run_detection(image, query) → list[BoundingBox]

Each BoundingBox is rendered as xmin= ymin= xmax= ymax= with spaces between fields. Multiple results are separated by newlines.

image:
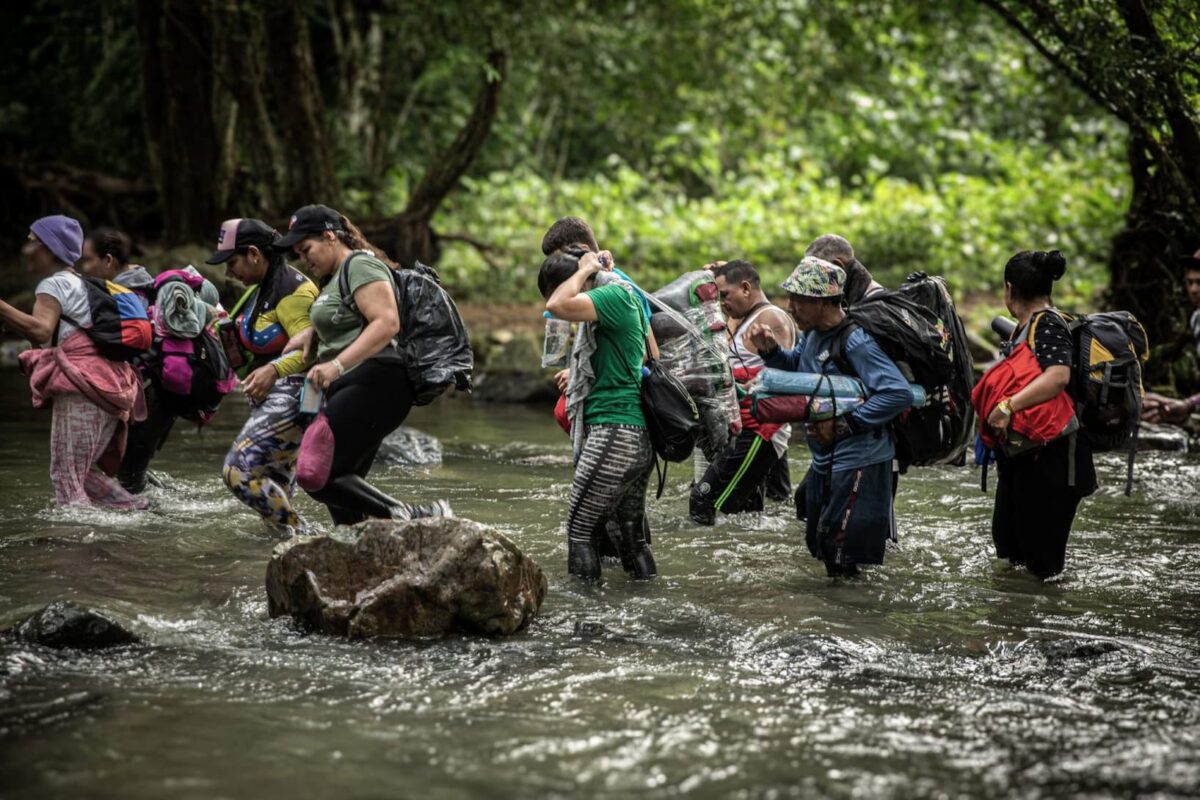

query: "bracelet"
xmin=332 ymin=358 xmax=346 ymax=377
xmin=995 ymin=397 xmax=1014 ymax=417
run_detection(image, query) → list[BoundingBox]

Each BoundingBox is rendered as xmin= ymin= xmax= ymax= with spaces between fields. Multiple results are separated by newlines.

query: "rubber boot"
xmin=567 ymin=538 xmax=601 ymax=581
xmin=618 ymin=517 xmax=657 ymax=579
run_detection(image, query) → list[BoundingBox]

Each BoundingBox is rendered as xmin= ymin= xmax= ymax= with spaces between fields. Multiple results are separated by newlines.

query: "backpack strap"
xmin=336 ymin=251 xmax=373 ymax=315
xmin=827 ymin=318 xmax=860 ymax=379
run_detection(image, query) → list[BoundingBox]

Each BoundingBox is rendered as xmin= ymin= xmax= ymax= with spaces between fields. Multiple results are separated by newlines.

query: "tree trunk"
xmin=373 ymin=50 xmax=506 ymax=266
xmin=135 ymin=0 xmax=226 ymax=244
xmin=265 ymin=5 xmax=339 ymax=212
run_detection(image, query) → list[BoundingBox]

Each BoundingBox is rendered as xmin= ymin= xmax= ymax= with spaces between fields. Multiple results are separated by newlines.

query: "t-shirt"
xmin=1024 ymin=309 xmax=1074 ymax=371
xmin=585 ymin=282 xmax=646 ymax=426
xmin=35 ymin=270 xmax=91 ymax=344
xmin=309 ymin=252 xmax=398 ymax=365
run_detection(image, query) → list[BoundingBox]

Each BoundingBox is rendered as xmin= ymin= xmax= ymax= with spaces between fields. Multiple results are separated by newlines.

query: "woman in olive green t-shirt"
xmin=278 ymin=204 xmax=451 ymax=525
xmin=540 ymin=247 xmax=656 ymax=581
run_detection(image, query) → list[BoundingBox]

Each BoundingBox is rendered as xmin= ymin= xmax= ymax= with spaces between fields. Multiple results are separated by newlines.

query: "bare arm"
xmin=0 ymin=294 xmax=61 ymax=346
xmin=546 ymin=252 xmax=604 ymax=323
xmin=307 ymin=280 xmax=399 ymax=390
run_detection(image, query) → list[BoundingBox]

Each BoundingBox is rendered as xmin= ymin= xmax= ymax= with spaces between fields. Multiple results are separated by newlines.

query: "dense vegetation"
xmin=2 ymin=1 xmax=1196 ymax=346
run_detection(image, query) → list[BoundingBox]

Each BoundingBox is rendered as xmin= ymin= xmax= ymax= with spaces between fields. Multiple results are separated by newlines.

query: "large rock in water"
xmin=5 ymin=601 xmax=139 ymax=649
xmin=265 ymin=518 xmax=547 ymax=639
xmin=376 ymin=426 xmax=443 ymax=467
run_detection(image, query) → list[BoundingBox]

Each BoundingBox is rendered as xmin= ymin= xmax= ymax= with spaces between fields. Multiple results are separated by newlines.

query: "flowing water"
xmin=0 ymin=370 xmax=1197 ymax=799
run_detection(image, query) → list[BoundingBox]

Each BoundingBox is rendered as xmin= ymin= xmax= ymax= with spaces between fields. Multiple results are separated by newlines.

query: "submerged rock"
xmin=1136 ymin=421 xmax=1190 ymax=453
xmin=265 ymin=517 xmax=547 ymax=639
xmin=4 ymin=601 xmax=139 ymax=649
xmin=376 ymin=426 xmax=443 ymax=467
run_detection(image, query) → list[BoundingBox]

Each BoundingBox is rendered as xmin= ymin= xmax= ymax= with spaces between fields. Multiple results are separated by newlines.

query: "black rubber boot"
xmin=567 ymin=539 xmax=602 ymax=581
xmin=618 ymin=517 xmax=657 ymax=579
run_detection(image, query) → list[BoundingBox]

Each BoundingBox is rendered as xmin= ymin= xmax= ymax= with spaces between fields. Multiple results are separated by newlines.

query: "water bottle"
xmin=541 ymin=311 xmax=571 ymax=368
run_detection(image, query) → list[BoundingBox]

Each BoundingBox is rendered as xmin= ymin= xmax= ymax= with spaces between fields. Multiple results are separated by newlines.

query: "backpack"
xmin=57 ymin=275 xmax=153 ymax=362
xmin=145 ymin=269 xmax=236 ymax=423
xmin=830 ymin=275 xmax=974 ymax=468
xmin=1031 ymin=309 xmax=1149 ymax=495
xmin=640 ymin=358 xmax=701 ymax=463
xmin=338 ymin=254 xmax=473 ymax=405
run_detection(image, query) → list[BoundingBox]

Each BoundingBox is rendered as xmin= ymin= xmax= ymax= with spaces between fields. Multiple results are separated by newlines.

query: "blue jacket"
xmin=763 ymin=326 xmax=911 ymax=472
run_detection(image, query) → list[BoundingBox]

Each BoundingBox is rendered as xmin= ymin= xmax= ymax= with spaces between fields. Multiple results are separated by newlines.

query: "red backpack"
xmin=972 ymin=341 xmax=1078 ymax=455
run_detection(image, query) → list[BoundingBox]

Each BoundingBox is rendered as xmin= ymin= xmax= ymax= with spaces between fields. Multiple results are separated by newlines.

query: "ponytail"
xmin=335 ymin=214 xmax=397 ymax=268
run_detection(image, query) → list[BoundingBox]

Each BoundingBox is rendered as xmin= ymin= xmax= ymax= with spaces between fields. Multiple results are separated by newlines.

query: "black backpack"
xmin=144 ymin=329 xmax=236 ymax=422
xmin=640 ymin=358 xmax=700 ymax=462
xmin=339 ymin=255 xmax=473 ymax=405
xmin=831 ymin=274 xmax=974 ymax=468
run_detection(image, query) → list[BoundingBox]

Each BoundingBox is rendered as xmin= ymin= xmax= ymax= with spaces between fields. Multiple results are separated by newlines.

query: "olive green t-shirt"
xmin=309 ymin=252 xmax=396 ymax=364
xmin=585 ymin=282 xmax=647 ymax=427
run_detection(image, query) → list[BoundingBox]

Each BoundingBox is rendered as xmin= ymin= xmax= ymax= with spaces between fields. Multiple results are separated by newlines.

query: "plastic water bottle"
xmin=541 ymin=312 xmax=571 ymax=369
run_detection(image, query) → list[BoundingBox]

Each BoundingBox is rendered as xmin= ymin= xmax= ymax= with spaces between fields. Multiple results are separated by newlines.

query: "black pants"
xmin=298 ymin=357 xmax=413 ymax=525
xmin=690 ymin=429 xmax=783 ymax=524
xmin=117 ymin=383 xmax=176 ymax=493
xmin=993 ymin=435 xmax=1096 ymax=579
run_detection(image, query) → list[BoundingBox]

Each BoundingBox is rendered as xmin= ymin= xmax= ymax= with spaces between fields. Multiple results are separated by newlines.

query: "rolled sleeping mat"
xmin=751 ymin=383 xmax=927 ymax=424
xmin=757 ymin=368 xmax=867 ymax=398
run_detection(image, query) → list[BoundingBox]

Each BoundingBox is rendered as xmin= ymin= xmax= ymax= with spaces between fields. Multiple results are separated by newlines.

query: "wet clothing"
xmin=296 ymin=357 xmax=413 ymax=525
xmin=991 ymin=309 xmax=1096 ymax=579
xmin=567 ymin=423 xmax=654 ymax=558
xmin=803 ymin=460 xmax=894 ymax=574
xmin=20 ymin=331 xmax=148 ymax=509
xmin=690 ymin=428 xmax=777 ymax=523
xmin=223 ymin=376 xmax=306 ymax=530
xmin=584 ymin=282 xmax=647 ymax=426
xmin=308 ymin=252 xmax=399 ymax=366
xmin=118 ymin=383 xmax=178 ymax=494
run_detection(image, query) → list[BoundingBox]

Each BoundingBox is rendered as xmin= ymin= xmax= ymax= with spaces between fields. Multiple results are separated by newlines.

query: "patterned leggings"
xmin=567 ymin=424 xmax=654 ymax=547
xmin=222 ymin=377 xmax=305 ymax=530
xmin=49 ymin=393 xmax=148 ymax=510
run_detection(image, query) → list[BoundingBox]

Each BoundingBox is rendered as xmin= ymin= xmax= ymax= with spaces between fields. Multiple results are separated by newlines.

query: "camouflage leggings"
xmin=222 ymin=377 xmax=305 ymax=530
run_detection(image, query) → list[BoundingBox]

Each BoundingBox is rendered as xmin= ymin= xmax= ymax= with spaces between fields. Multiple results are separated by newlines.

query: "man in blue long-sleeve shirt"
xmin=748 ymin=256 xmax=911 ymax=577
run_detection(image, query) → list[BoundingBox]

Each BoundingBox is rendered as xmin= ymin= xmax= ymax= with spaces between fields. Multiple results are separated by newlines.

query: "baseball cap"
xmin=206 ymin=218 xmax=281 ymax=264
xmin=275 ymin=204 xmax=344 ymax=249
xmin=780 ymin=256 xmax=846 ymax=298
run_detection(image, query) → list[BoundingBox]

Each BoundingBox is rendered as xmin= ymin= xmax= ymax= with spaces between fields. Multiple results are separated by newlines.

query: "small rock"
xmin=4 ymin=601 xmax=139 ymax=649
xmin=265 ymin=517 xmax=547 ymax=639
xmin=1136 ymin=421 xmax=1189 ymax=453
xmin=376 ymin=426 xmax=443 ymax=467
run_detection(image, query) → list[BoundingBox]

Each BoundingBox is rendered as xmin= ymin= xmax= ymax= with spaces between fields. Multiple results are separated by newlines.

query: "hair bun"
xmin=1034 ymin=249 xmax=1067 ymax=281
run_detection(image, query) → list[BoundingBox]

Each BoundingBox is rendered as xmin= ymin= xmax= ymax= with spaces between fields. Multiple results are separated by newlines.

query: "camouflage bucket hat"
xmin=780 ymin=256 xmax=846 ymax=298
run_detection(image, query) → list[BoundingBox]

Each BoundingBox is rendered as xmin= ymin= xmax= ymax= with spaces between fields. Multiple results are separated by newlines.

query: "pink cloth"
xmin=20 ymin=331 xmax=147 ymax=478
xmin=49 ymin=394 xmax=148 ymax=509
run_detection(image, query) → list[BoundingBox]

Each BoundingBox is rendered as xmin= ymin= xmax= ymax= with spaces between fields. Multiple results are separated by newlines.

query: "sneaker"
xmin=408 ymin=499 xmax=454 ymax=519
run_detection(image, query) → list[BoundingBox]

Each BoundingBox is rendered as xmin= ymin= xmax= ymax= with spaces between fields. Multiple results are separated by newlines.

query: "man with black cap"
xmin=748 ymin=256 xmax=911 ymax=578
xmin=206 ymin=217 xmax=319 ymax=534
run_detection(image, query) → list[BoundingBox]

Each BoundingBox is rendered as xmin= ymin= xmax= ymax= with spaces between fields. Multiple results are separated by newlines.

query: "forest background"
xmin=1 ymin=0 xmax=1197 ymax=372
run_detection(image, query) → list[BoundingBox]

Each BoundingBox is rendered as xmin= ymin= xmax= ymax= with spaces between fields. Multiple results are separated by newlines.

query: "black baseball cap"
xmin=276 ymin=204 xmax=344 ymax=249
xmin=206 ymin=218 xmax=281 ymax=264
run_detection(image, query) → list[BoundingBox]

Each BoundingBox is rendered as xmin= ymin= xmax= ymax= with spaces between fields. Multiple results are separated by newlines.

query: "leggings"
xmin=567 ymin=424 xmax=654 ymax=547
xmin=222 ymin=376 xmax=305 ymax=530
xmin=296 ymin=357 xmax=413 ymax=525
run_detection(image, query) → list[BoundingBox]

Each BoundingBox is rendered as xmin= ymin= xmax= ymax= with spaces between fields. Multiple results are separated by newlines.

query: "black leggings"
xmin=296 ymin=357 xmax=413 ymax=524
xmin=118 ymin=383 xmax=177 ymax=493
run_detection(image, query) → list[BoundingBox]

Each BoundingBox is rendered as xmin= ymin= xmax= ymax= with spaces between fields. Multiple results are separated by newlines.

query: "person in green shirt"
xmin=279 ymin=204 xmax=451 ymax=525
xmin=541 ymin=246 xmax=656 ymax=581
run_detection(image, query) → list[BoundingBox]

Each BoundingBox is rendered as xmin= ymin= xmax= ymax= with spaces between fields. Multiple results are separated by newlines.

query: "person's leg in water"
xmin=565 ymin=424 xmax=653 ymax=580
xmin=764 ymin=449 xmax=791 ymax=502
xmin=118 ymin=383 xmax=177 ymax=494
xmin=296 ymin=359 xmax=450 ymax=524
xmin=613 ymin=428 xmax=656 ymax=578
xmin=50 ymin=393 xmax=149 ymax=510
xmin=690 ymin=429 xmax=776 ymax=525
xmin=222 ymin=377 xmax=306 ymax=533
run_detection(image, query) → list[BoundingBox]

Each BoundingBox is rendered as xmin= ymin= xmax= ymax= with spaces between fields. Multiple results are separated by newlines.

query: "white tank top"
xmin=730 ymin=303 xmax=797 ymax=454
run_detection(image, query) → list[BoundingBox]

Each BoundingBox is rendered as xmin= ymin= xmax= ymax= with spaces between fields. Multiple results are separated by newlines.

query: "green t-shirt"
xmin=585 ymin=282 xmax=647 ymax=426
xmin=309 ymin=252 xmax=395 ymax=364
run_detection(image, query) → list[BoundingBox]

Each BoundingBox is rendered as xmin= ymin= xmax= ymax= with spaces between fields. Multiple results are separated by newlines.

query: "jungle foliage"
xmin=2 ymin=1 xmax=1197 ymax=349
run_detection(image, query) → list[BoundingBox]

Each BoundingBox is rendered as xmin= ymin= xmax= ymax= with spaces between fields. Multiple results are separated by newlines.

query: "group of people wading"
xmin=3 ymin=210 xmax=1144 ymax=584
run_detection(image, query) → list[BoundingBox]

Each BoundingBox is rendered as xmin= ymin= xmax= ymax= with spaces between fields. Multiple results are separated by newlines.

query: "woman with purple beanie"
xmin=0 ymin=215 xmax=148 ymax=509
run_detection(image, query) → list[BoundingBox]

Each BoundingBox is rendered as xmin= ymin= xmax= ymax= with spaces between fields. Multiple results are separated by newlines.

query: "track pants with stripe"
xmin=803 ymin=459 xmax=894 ymax=575
xmin=567 ymin=424 xmax=654 ymax=549
xmin=689 ymin=429 xmax=782 ymax=523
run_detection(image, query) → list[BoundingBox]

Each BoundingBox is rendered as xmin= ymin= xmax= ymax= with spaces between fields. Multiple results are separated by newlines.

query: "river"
xmin=0 ymin=371 xmax=1197 ymax=798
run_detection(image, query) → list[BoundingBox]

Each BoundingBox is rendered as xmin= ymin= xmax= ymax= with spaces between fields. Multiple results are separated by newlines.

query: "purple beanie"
xmin=30 ymin=215 xmax=84 ymax=267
